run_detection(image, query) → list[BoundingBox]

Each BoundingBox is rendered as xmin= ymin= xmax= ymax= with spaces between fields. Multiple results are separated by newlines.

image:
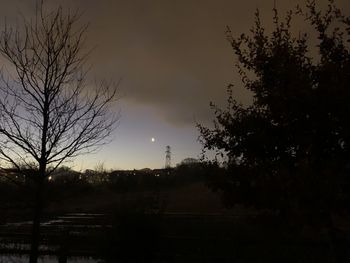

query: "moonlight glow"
xmin=151 ymin=137 xmax=155 ymax=142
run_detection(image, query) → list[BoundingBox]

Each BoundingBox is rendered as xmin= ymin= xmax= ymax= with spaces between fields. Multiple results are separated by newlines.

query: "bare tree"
xmin=0 ymin=2 xmax=118 ymax=262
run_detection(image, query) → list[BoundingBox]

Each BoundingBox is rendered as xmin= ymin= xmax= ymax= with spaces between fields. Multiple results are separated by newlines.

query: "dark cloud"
xmin=1 ymin=0 xmax=350 ymax=127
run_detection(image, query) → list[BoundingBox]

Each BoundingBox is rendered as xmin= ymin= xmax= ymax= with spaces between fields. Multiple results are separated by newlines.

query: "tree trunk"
xmin=325 ymin=212 xmax=343 ymax=263
xmin=29 ymin=176 xmax=44 ymax=263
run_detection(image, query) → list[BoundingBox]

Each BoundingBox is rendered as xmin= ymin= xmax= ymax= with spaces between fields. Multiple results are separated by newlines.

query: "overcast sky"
xmin=1 ymin=0 xmax=349 ymax=170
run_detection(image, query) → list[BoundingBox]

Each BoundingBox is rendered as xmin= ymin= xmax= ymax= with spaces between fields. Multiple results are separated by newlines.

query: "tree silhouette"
xmin=0 ymin=3 xmax=118 ymax=262
xmin=198 ymin=0 xmax=350 ymax=226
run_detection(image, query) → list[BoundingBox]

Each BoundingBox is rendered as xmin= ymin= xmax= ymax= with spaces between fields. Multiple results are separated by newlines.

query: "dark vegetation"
xmin=0 ymin=164 xmax=206 ymax=212
xmin=1 ymin=163 xmax=349 ymax=262
xmin=197 ymin=0 xmax=350 ymax=262
xmin=199 ymin=0 xmax=350 ymax=221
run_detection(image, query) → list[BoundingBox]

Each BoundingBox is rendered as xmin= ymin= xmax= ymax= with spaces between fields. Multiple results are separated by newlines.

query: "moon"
xmin=151 ymin=137 xmax=155 ymax=142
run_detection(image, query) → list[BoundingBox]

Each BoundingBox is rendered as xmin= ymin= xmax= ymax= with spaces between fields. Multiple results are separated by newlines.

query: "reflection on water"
xmin=0 ymin=243 xmax=55 ymax=251
xmin=5 ymin=221 xmax=32 ymax=227
xmin=4 ymin=213 xmax=107 ymax=227
xmin=1 ymin=213 xmax=106 ymax=262
xmin=0 ymin=255 xmax=98 ymax=263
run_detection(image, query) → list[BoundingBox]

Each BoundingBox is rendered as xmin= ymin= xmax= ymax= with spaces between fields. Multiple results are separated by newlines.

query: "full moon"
xmin=151 ymin=137 xmax=155 ymax=142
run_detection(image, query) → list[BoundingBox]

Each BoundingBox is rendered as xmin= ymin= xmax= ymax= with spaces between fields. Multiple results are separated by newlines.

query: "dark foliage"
xmin=198 ymin=0 xmax=350 ymax=223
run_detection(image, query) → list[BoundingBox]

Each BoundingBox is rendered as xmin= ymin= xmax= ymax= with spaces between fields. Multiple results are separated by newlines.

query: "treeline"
xmin=50 ymin=161 xmax=206 ymax=188
xmin=0 ymin=161 xmax=211 ymax=218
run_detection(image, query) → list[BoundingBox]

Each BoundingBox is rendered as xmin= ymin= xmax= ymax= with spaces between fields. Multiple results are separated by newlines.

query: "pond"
xmin=0 ymin=213 xmax=108 ymax=262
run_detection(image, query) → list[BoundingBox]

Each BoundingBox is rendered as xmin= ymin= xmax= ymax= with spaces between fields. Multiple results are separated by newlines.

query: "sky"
xmin=0 ymin=0 xmax=349 ymax=170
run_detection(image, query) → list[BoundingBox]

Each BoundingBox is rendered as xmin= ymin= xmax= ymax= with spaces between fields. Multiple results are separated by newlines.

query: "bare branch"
xmin=0 ymin=2 xmax=119 ymax=179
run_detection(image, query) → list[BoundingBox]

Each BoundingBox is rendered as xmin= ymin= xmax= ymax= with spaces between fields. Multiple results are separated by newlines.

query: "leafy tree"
xmin=198 ymin=0 xmax=350 ymax=226
xmin=0 ymin=3 xmax=118 ymax=262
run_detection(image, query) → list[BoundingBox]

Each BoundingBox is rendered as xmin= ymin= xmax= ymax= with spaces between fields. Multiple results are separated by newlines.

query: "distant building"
xmin=177 ymin=157 xmax=199 ymax=167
